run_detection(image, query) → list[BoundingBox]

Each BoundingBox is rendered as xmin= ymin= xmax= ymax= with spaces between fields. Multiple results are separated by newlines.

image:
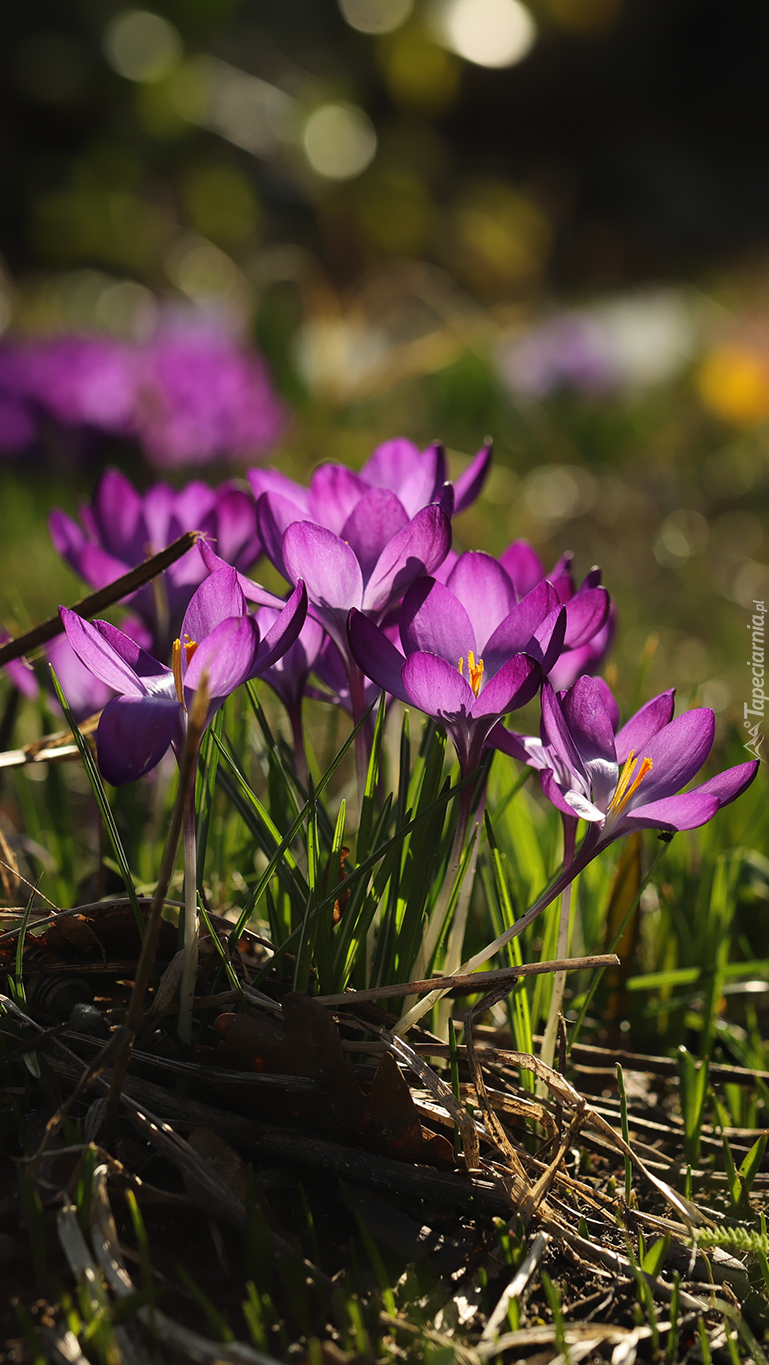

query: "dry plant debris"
xmin=2 ymin=897 xmax=769 ymax=1364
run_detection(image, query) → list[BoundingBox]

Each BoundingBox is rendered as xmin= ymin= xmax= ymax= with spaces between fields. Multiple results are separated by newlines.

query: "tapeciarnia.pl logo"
xmin=744 ymin=598 xmax=766 ymax=762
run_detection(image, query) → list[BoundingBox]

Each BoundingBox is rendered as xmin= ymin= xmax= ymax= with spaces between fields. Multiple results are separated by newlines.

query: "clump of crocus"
xmin=50 ymin=468 xmax=261 ymax=658
xmin=61 ymin=567 xmax=307 ymax=1043
xmin=205 ymin=438 xmax=488 ymax=795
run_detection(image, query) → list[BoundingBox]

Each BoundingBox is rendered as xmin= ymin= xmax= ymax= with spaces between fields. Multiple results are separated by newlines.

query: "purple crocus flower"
xmin=60 ymin=567 xmax=307 ymax=785
xmin=50 ymin=468 xmax=262 ymax=656
xmin=248 ymin=437 xmax=491 ymax=546
xmin=503 ymin=675 xmax=758 ymax=853
xmin=500 ymin=539 xmax=613 ymax=689
xmin=348 ymin=551 xmax=556 ymax=778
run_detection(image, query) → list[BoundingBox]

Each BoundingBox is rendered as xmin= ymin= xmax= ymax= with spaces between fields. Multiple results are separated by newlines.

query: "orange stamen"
xmin=457 ymin=652 xmax=484 ymax=697
xmin=468 ymin=650 xmax=484 ymax=698
xmin=607 ymin=749 xmax=653 ymax=818
xmin=172 ymin=635 xmax=198 ymax=708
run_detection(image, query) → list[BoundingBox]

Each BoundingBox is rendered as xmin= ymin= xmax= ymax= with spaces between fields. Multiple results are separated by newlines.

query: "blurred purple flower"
xmin=60 ymin=567 xmax=306 ymax=785
xmin=136 ymin=336 xmax=286 ymax=469
xmin=50 ymin=468 xmax=261 ymax=656
xmin=499 ymin=314 xmax=614 ymax=400
xmin=0 ymin=331 xmax=285 ymax=468
xmin=0 ymin=630 xmax=40 ymax=701
xmin=348 ymin=551 xmax=553 ymax=776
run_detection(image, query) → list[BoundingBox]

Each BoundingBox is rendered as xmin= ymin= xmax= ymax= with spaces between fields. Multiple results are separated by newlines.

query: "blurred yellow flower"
xmin=697 ymin=343 xmax=769 ymax=426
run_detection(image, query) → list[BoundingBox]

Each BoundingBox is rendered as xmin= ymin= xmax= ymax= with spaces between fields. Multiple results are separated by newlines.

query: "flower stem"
xmin=347 ymin=659 xmax=369 ymax=812
xmin=404 ymin=777 xmax=475 ymax=1010
xmin=289 ymin=701 xmax=308 ymax=792
xmin=177 ymin=793 xmax=198 ymax=1045
xmin=539 ymin=815 xmax=577 ymax=1071
xmin=394 ymin=840 xmax=588 ymax=1036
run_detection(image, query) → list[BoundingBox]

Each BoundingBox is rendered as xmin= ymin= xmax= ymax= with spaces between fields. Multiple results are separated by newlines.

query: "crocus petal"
xmin=499 ymin=539 xmax=546 ymax=598
xmin=256 ymin=492 xmax=306 ymax=581
xmin=402 ymin=651 xmax=475 ymax=721
xmin=483 ymin=581 xmax=560 ymax=676
xmin=97 ymin=694 xmax=180 ymax=785
xmin=628 ymin=708 xmax=716 ymax=806
xmin=199 ymin=541 xmax=287 ymax=609
xmin=248 ymin=467 xmax=310 ymax=513
xmin=549 ymin=609 xmax=616 ymax=691
xmin=562 ymin=787 xmax=606 ymax=822
xmin=184 ymin=615 xmax=259 ymax=704
xmin=453 ymin=439 xmax=492 ymax=514
xmin=181 ymin=566 xmax=247 ymax=645
xmin=49 ymin=509 xmax=88 ymax=571
xmin=693 ymin=760 xmax=760 ymax=808
xmin=548 ymin=553 xmax=575 ymax=603
xmin=486 ymin=721 xmax=548 ymax=766
xmin=86 ymin=619 xmax=173 ymax=693
xmin=407 ymin=441 xmax=448 ymax=514
xmin=142 ymin=483 xmax=178 ymax=556
xmin=435 ymin=482 xmax=454 ymax=518
xmin=340 ymin=488 xmax=409 ymax=582
xmin=470 ymin=653 xmax=540 ymax=718
xmin=61 ymin=608 xmax=148 ymax=697
xmin=1 ymin=629 xmax=39 ymax=700
xmin=433 ymin=548 xmax=459 ymax=585
xmin=541 ymin=682 xmax=591 ymax=791
xmin=560 ymin=675 xmax=617 ymax=810
xmin=541 ymin=768 xmax=588 ymax=819
xmin=308 ymin=464 xmax=368 ymax=535
xmin=594 ymin=676 xmax=621 ymax=732
xmin=348 ymin=609 xmax=409 ymax=704
xmin=283 ymin=522 xmax=364 ymax=633
xmin=562 ymin=587 xmax=610 ymax=650
xmin=362 ymin=504 xmax=452 ymax=617
xmin=90 ymin=467 xmax=145 ymax=563
xmin=213 ymin=486 xmax=261 ymax=568
xmin=615 ymin=690 xmax=675 ymax=763
xmin=399 ymin=577 xmax=476 ymax=665
xmin=446 ymin=552 xmax=517 ymax=653
xmin=250 ymin=581 xmax=308 ymax=674
xmin=534 ymin=605 xmax=567 ymax=675
xmin=47 ymin=635 xmax=112 ymax=720
xmin=50 ymin=509 xmax=129 ymax=591
xmin=581 ymin=566 xmax=603 ymax=590
xmin=362 ymin=438 xmax=446 ymax=516
xmin=622 ymin=790 xmax=721 ymax=834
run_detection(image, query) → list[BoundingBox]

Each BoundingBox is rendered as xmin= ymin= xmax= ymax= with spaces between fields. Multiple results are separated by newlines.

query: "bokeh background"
xmin=2 ymin=0 xmax=769 ymax=737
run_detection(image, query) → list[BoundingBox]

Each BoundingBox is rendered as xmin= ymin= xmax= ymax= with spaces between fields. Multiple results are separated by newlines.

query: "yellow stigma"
xmin=172 ymin=635 xmax=198 ymax=707
xmin=458 ymin=650 xmax=484 ymax=698
xmin=606 ymin=749 xmax=653 ymax=818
